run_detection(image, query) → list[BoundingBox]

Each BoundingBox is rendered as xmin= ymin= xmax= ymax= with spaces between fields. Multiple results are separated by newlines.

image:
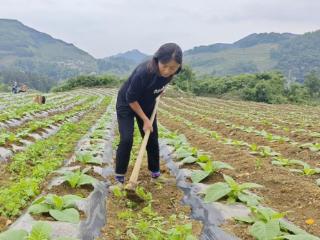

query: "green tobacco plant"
xmin=174 ymin=146 xmax=197 ymax=160
xmin=290 ymin=162 xmax=320 ymax=176
xmin=235 ymin=206 xmax=319 ymax=240
xmin=300 ymin=143 xmax=320 ymax=152
xmin=28 ymin=194 xmax=83 ymax=223
xmin=199 ymin=174 xmax=263 ymax=206
xmin=91 ymin=130 xmax=105 ymax=139
xmin=176 ymin=149 xmax=211 ymax=167
xmin=165 ymin=133 xmax=188 ymax=148
xmin=224 ymin=138 xmax=248 ymax=147
xmin=0 ymin=221 xmax=78 ymax=240
xmin=271 ymin=157 xmax=305 ymax=167
xmin=249 ymin=144 xmax=279 ymax=157
xmin=135 ymin=186 xmax=152 ymax=203
xmin=210 ymin=131 xmax=222 ymax=140
xmin=191 ymin=161 xmax=234 ymax=183
xmin=310 ymin=132 xmax=320 ymax=138
xmin=0 ymin=132 xmax=17 ymax=146
xmin=76 ymin=152 xmax=102 ymax=165
xmin=249 ymin=143 xmax=259 ymax=154
xmin=112 ymin=186 xmax=127 ymax=198
xmin=258 ymin=146 xmax=279 ymax=157
xmin=236 ymin=206 xmax=285 ymax=240
xmin=59 ymin=167 xmax=98 ymax=188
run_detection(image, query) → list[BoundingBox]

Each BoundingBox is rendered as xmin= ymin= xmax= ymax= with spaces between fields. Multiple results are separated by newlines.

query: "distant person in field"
xmin=114 ymin=43 xmax=182 ymax=186
xmin=12 ymin=81 xmax=18 ymax=94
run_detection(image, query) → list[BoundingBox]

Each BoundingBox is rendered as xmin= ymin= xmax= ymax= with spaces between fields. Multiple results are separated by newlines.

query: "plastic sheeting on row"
xmin=7 ymin=100 xmax=117 ymax=240
xmin=159 ymin=139 xmax=240 ymax=240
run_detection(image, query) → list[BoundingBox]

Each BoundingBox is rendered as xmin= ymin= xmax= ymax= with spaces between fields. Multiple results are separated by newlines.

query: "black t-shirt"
xmin=116 ymin=61 xmax=171 ymax=114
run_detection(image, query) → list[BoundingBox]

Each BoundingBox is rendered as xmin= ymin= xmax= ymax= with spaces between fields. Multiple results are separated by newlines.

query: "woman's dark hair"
xmin=147 ymin=43 xmax=183 ymax=77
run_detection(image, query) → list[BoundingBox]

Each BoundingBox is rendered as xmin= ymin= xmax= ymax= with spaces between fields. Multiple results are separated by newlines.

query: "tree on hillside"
xmin=172 ymin=65 xmax=195 ymax=92
xmin=304 ymin=71 xmax=320 ymax=98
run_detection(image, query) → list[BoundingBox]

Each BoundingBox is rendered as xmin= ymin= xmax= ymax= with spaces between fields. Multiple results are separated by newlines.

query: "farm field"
xmin=0 ymin=90 xmax=319 ymax=240
xmin=158 ymin=96 xmax=320 ymax=239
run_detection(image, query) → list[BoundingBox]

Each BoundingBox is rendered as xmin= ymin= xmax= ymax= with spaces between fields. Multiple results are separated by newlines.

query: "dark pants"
xmin=115 ymin=107 xmax=160 ymax=175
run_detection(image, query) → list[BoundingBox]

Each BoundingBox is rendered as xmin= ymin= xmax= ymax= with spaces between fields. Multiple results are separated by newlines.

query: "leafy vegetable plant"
xmin=28 ymin=194 xmax=83 ymax=223
xmin=199 ymin=174 xmax=263 ymax=206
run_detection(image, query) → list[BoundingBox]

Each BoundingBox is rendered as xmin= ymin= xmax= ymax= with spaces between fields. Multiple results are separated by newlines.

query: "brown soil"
xmin=158 ymin=111 xmax=320 ymax=237
xmin=161 ymin=103 xmax=320 ymax=170
xmin=173 ymin=97 xmax=320 ymax=133
xmin=47 ymin=182 xmax=94 ymax=199
xmin=164 ymin=98 xmax=320 ymax=144
xmin=221 ymin=219 xmax=254 ymax=240
xmin=0 ymin=216 xmax=12 ymax=232
xmin=99 ymin=161 xmax=203 ymax=240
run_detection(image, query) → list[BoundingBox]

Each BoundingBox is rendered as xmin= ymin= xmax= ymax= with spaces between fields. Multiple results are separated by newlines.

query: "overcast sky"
xmin=1 ymin=0 xmax=319 ymax=58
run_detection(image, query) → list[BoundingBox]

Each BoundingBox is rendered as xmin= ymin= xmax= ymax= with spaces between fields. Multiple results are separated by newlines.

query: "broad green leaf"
xmin=31 ymin=196 xmax=46 ymax=205
xmin=310 ymin=132 xmax=320 ymax=138
xmin=49 ymin=208 xmax=80 ymax=223
xmin=77 ymin=174 xmax=97 ymax=187
xmin=250 ymin=220 xmax=281 ymax=240
xmin=197 ymin=161 xmax=213 ymax=173
xmin=226 ymin=195 xmax=237 ymax=204
xmin=62 ymin=195 xmax=83 ymax=208
xmin=271 ymin=211 xmax=287 ymax=220
xmin=29 ymin=203 xmax=51 ymax=214
xmin=223 ymin=175 xmax=239 ymax=190
xmin=240 ymin=182 xmax=263 ymax=190
xmin=197 ymin=155 xmax=210 ymax=163
xmin=65 ymin=172 xmax=81 ymax=188
xmin=283 ymin=235 xmax=320 ymax=240
xmin=28 ymin=222 xmax=52 ymax=240
xmin=310 ymin=146 xmax=320 ymax=152
xmin=203 ymin=182 xmax=231 ymax=203
xmin=212 ymin=161 xmax=234 ymax=171
xmin=45 ymin=194 xmax=57 ymax=205
xmin=253 ymin=206 xmax=276 ymax=222
xmin=76 ymin=153 xmax=102 ymax=165
xmin=279 ymin=220 xmax=308 ymax=235
xmin=238 ymin=193 xmax=261 ymax=206
xmin=175 ymin=148 xmax=192 ymax=159
xmin=290 ymin=160 xmax=306 ymax=166
xmin=191 ymin=170 xmax=210 ymax=183
xmin=300 ymin=143 xmax=313 ymax=149
xmin=52 ymin=195 xmax=64 ymax=210
xmin=181 ymin=156 xmax=197 ymax=164
xmin=0 ymin=230 xmax=28 ymax=240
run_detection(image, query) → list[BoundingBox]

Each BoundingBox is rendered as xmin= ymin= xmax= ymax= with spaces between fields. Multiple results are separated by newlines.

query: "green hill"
xmin=1 ymin=18 xmax=319 ymax=91
xmin=272 ymin=30 xmax=320 ymax=82
xmin=184 ymin=32 xmax=297 ymax=76
xmin=97 ymin=49 xmax=149 ymax=76
xmin=0 ymin=19 xmax=98 ymax=90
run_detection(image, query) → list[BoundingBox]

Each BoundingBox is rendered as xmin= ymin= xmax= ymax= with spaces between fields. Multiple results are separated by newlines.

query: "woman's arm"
xmin=129 ymin=101 xmax=153 ymax=132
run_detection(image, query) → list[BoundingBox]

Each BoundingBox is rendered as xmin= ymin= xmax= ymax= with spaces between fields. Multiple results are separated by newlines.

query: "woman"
xmin=114 ymin=42 xmax=182 ymax=185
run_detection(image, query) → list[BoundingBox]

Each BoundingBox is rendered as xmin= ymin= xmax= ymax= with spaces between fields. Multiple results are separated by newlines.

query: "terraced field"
xmin=158 ymin=96 xmax=320 ymax=240
xmin=0 ymin=90 xmax=319 ymax=240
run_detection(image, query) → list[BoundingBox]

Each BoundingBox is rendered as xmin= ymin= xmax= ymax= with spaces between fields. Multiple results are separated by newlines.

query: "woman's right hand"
xmin=143 ymin=118 xmax=153 ymax=133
